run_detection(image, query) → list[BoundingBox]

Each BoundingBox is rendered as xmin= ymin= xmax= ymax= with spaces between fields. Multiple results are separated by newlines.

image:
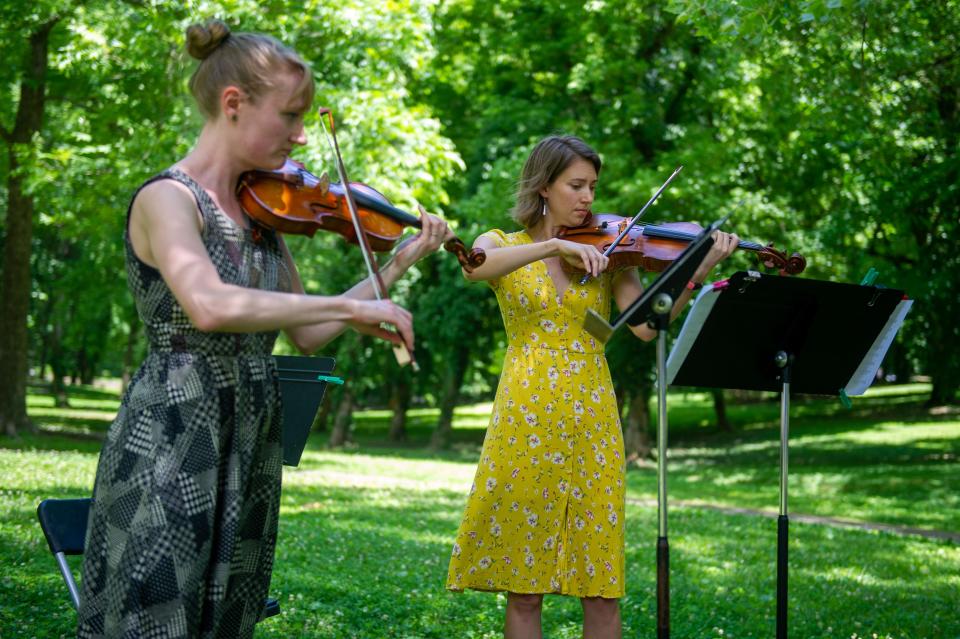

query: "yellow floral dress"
xmin=446 ymin=229 xmax=626 ymax=598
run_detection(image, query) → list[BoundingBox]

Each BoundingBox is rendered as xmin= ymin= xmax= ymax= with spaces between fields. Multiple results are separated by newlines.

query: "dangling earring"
xmin=542 ymin=199 xmax=548 ymax=217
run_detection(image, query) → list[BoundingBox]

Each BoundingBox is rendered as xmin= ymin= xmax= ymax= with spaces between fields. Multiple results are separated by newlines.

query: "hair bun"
xmin=186 ymin=19 xmax=231 ymax=60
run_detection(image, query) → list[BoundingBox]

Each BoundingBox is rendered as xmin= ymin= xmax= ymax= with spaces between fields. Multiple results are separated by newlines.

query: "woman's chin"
xmin=254 ymin=156 xmax=288 ymax=171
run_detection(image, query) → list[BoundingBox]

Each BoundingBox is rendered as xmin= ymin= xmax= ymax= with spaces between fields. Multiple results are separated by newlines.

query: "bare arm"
xmin=612 ymin=230 xmax=740 ymax=341
xmin=279 ymin=206 xmax=451 ymax=354
xmin=280 ymin=237 xmax=422 ymax=353
xmin=129 ymin=180 xmax=414 ymax=347
xmin=612 ymin=269 xmax=697 ymax=341
xmin=462 ymin=234 xmax=609 ymax=282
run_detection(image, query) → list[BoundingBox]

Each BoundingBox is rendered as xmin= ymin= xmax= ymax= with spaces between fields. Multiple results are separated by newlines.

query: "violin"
xmin=558 ymin=213 xmax=807 ymax=275
xmin=237 ymin=159 xmax=486 ymax=272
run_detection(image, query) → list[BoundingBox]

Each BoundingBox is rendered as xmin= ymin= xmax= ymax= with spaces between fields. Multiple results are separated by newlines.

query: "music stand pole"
xmin=581 ymin=219 xmax=724 ymax=639
xmin=653 ymin=302 xmax=672 ymax=639
xmin=775 ymin=351 xmax=792 ymax=639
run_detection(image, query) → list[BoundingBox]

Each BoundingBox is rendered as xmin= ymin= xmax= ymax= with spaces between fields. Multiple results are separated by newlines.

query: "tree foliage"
xmin=0 ymin=0 xmax=955 ymax=438
xmin=668 ymin=0 xmax=960 ymax=403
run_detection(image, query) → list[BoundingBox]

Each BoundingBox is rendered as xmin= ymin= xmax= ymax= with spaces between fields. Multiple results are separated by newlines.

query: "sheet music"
xmin=666 ymin=285 xmax=722 ymax=384
xmin=844 ymin=299 xmax=913 ymax=395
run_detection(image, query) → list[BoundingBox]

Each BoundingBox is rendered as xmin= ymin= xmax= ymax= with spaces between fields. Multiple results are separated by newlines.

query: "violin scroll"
xmin=755 ymin=244 xmax=807 ymax=275
xmin=443 ymin=238 xmax=486 ymax=271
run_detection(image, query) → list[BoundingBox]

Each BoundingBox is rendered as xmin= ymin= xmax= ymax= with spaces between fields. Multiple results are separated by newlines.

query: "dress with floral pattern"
xmin=446 ymin=228 xmax=626 ymax=598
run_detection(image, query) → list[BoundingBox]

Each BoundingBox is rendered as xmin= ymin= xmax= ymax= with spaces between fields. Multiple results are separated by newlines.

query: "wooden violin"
xmin=558 ymin=213 xmax=807 ymax=275
xmin=237 ymin=159 xmax=486 ymax=272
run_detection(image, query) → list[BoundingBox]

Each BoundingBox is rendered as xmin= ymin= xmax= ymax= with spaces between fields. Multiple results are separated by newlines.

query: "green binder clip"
xmin=317 ymin=374 xmax=345 ymax=385
xmin=838 ymin=388 xmax=853 ymax=409
xmin=860 ymin=267 xmax=878 ymax=287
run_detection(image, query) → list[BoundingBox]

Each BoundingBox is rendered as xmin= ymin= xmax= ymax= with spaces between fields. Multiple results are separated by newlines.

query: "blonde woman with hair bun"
xmin=446 ymin=135 xmax=738 ymax=639
xmin=77 ymin=19 xmax=450 ymax=638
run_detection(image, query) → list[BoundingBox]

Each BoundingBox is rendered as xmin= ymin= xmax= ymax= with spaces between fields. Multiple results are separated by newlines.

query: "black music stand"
xmin=666 ymin=271 xmax=912 ymax=639
xmin=275 ymin=355 xmax=338 ymax=466
xmin=584 ymin=217 xmax=723 ymax=639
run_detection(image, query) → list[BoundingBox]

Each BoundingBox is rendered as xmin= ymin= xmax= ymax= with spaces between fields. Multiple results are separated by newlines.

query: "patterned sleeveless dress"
xmin=77 ymin=169 xmax=292 ymax=638
xmin=446 ymin=229 xmax=626 ymax=598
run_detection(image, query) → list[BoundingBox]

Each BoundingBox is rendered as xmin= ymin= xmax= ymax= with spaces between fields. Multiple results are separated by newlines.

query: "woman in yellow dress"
xmin=446 ymin=135 xmax=737 ymax=639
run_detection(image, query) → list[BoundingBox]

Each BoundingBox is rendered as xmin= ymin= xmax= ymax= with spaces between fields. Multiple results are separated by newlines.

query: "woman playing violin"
xmin=78 ymin=19 xmax=448 ymax=638
xmin=446 ymin=135 xmax=737 ymax=639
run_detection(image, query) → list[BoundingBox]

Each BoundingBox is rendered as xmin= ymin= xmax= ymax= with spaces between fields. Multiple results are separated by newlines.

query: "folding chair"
xmin=36 ymin=497 xmax=281 ymax=621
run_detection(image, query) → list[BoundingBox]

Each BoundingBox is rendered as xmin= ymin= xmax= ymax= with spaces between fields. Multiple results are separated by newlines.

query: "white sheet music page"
xmin=666 ymin=285 xmax=722 ymax=384
xmin=844 ymin=299 xmax=913 ymax=395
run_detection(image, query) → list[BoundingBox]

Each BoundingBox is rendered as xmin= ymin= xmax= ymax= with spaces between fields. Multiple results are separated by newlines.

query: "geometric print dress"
xmin=78 ymin=169 xmax=291 ymax=638
xmin=447 ymin=228 xmax=626 ymax=599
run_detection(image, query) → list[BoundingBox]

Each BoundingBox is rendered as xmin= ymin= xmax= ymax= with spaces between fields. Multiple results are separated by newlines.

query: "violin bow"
xmin=579 ymin=165 xmax=683 ymax=285
xmin=318 ymin=107 xmax=416 ymax=370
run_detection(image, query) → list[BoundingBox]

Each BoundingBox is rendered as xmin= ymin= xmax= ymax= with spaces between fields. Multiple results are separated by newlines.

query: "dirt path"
xmin=626 ymin=497 xmax=960 ymax=542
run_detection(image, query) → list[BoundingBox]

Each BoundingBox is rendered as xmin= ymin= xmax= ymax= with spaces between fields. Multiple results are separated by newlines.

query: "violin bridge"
xmin=583 ymin=308 xmax=614 ymax=343
xmin=318 ymin=171 xmax=331 ymax=196
xmin=392 ymin=342 xmax=413 ymax=368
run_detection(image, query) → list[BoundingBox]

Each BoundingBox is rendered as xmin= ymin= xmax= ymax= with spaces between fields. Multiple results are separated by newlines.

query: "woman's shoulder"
xmin=132 ymin=174 xmax=197 ymax=213
xmin=128 ymin=170 xmax=205 ymax=234
xmin=478 ymin=228 xmax=529 ymax=248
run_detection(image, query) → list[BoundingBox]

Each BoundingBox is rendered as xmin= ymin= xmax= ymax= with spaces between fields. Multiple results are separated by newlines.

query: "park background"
xmin=0 ymin=0 xmax=957 ymax=637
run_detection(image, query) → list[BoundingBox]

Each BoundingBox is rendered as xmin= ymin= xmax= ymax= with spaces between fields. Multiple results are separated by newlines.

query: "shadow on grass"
xmin=0 ymin=432 xmax=105 ymax=455
xmin=1 ymin=460 xmax=957 ymax=638
xmin=27 ymin=381 xmax=121 ymax=402
xmin=265 ymin=483 xmax=959 ymax=638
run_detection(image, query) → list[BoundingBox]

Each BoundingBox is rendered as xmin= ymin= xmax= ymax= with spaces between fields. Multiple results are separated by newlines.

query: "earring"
xmin=542 ymin=200 xmax=547 ymax=216
xmin=231 ymin=114 xmax=238 ymax=122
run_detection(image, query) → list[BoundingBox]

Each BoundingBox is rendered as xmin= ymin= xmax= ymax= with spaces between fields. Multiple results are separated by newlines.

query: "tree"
xmin=423 ymin=0 xmax=757 ymax=444
xmin=669 ymin=0 xmax=960 ymax=404
xmin=0 ymin=1 xmax=192 ymax=434
xmin=0 ymin=0 xmax=469 ymax=438
xmin=0 ymin=11 xmax=61 ymax=434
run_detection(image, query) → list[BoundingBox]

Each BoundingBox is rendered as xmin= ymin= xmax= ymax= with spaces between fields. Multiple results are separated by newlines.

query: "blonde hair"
xmin=512 ymin=135 xmax=602 ymax=228
xmin=185 ymin=19 xmax=315 ymax=120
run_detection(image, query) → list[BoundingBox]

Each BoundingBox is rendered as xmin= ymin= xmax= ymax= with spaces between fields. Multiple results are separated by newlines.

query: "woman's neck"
xmin=527 ymin=218 xmax=561 ymax=243
xmin=176 ymin=124 xmax=243 ymax=205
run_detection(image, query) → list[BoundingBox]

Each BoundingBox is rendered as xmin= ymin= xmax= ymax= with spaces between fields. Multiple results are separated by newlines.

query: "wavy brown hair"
xmin=512 ymin=135 xmax=602 ymax=228
xmin=185 ymin=19 xmax=315 ymax=120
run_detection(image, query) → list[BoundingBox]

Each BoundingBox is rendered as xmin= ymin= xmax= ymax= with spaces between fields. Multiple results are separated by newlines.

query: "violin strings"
xmin=640 ymin=224 xmax=763 ymax=251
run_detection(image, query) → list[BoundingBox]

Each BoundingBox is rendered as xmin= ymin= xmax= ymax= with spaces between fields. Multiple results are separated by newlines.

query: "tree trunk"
xmin=388 ymin=377 xmax=411 ymax=442
xmin=0 ymin=18 xmax=58 ymax=436
xmin=329 ymin=387 xmax=354 ymax=447
xmin=50 ymin=373 xmax=69 ymax=409
xmin=928 ymin=378 xmax=958 ymax=407
xmin=712 ymin=388 xmax=731 ymax=431
xmin=35 ymin=293 xmax=56 ymax=386
xmin=623 ymin=390 xmax=652 ymax=460
xmin=76 ymin=347 xmax=89 ymax=386
xmin=311 ymin=391 xmax=331 ymax=433
xmin=49 ymin=317 xmax=69 ymax=409
xmin=924 ymin=281 xmax=960 ymax=406
xmin=431 ymin=345 xmax=470 ymax=450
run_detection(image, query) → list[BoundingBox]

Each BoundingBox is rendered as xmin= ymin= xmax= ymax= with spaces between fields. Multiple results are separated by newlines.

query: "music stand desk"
xmin=666 ymin=270 xmax=911 ymax=638
xmin=275 ymin=355 xmax=337 ymax=467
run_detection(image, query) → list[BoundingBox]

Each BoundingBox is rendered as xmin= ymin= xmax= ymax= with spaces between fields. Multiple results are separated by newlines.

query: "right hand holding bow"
xmin=347 ymin=298 xmax=415 ymax=351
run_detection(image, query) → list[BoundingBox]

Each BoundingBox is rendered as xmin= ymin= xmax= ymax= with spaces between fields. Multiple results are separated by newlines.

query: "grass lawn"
xmin=0 ymin=382 xmax=957 ymax=637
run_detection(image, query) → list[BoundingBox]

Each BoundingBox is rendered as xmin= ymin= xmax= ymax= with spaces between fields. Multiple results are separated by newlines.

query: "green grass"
xmin=0 ymin=382 xmax=957 ymax=637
